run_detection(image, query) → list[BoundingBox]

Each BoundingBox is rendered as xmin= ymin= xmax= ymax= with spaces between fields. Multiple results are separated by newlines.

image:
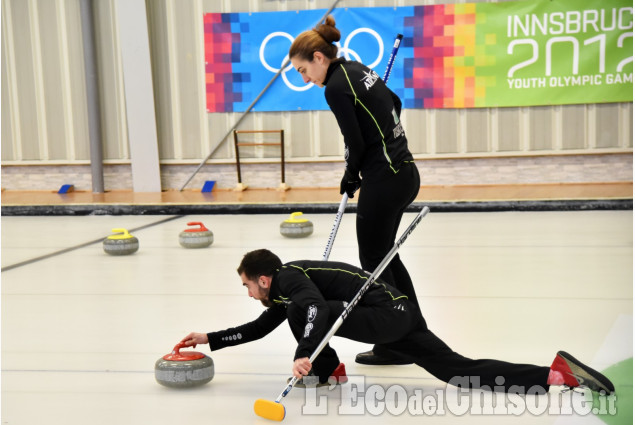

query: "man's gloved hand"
xmin=340 ymin=169 xmax=361 ymax=198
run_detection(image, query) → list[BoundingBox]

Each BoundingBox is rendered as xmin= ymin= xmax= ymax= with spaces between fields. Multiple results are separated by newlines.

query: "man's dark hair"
xmin=237 ymin=249 xmax=282 ymax=281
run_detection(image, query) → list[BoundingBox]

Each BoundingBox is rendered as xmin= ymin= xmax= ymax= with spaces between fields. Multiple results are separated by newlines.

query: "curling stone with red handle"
xmin=179 ymin=222 xmax=214 ymax=248
xmin=154 ymin=342 xmax=214 ymax=388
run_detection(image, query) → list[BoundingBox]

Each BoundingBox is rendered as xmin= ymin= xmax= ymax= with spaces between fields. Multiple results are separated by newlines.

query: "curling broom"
xmin=254 ymin=205 xmax=429 ymax=421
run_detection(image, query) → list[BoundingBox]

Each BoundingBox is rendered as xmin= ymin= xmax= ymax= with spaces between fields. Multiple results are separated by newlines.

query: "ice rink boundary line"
xmin=1 ymin=199 xmax=632 ymax=216
xmin=1 ymin=215 xmax=183 ymax=272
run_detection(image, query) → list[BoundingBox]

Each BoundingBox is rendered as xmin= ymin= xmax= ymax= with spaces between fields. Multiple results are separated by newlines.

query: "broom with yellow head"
xmin=254 ymin=206 xmax=429 ymax=420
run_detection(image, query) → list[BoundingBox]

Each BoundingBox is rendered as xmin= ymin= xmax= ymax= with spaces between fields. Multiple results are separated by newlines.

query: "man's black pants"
xmin=286 ymin=295 xmax=550 ymax=394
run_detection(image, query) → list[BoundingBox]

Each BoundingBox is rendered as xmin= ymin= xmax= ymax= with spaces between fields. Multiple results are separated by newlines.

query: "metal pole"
xmin=233 ymin=130 xmax=242 ymax=184
xmin=79 ymin=0 xmax=104 ymax=193
xmin=280 ymin=129 xmax=285 ymax=184
xmin=179 ymin=0 xmax=341 ymax=191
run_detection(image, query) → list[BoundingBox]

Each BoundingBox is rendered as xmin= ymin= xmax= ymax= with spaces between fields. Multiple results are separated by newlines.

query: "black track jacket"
xmin=324 ymin=58 xmax=413 ymax=182
xmin=206 ymin=260 xmax=407 ymax=361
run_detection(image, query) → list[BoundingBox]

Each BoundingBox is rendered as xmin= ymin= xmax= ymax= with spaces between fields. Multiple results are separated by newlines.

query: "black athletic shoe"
xmin=548 ymin=351 xmax=615 ymax=394
xmin=355 ymin=350 xmax=413 ymax=366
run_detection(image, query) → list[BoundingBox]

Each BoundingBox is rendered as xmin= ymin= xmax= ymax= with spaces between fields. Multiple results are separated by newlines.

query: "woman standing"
xmin=289 ymin=16 xmax=421 ymax=366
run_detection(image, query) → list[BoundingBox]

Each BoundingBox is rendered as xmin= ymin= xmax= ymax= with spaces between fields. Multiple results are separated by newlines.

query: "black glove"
xmin=340 ymin=169 xmax=361 ymax=198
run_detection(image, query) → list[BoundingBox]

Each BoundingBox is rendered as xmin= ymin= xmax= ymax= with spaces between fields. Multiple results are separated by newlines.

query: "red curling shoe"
xmin=548 ymin=351 xmax=615 ymax=394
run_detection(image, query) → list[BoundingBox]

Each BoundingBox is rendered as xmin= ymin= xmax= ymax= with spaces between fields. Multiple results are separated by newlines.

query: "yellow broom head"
xmin=254 ymin=399 xmax=286 ymax=421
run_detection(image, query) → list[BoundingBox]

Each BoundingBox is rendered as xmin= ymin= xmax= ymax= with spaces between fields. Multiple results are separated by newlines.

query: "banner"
xmin=204 ymin=0 xmax=633 ymax=112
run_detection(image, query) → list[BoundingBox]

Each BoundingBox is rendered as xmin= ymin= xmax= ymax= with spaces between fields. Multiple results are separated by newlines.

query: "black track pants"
xmin=382 ymin=321 xmax=551 ymax=394
xmin=356 ymin=163 xmax=421 ymax=310
xmin=288 ymin=299 xmax=550 ymax=393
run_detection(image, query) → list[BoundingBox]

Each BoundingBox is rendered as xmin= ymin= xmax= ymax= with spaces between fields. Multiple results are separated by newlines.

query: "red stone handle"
xmin=184 ymin=222 xmax=209 ymax=232
xmin=163 ymin=341 xmax=205 ymax=361
xmin=171 ymin=341 xmax=187 ymax=355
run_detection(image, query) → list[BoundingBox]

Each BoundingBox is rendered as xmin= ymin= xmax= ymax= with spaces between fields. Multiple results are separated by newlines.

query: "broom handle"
xmin=322 ymin=193 xmax=348 ymax=261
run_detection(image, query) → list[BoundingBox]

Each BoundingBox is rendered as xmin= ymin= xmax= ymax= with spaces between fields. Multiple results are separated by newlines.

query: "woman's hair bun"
xmin=289 ymin=14 xmax=340 ymax=61
xmin=315 ymin=15 xmax=341 ymax=44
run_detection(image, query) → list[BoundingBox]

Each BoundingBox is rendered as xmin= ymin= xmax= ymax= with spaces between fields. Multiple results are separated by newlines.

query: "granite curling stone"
xmin=179 ymin=221 xmax=214 ymax=248
xmin=155 ymin=342 xmax=214 ymax=388
xmin=280 ymin=212 xmax=313 ymax=238
xmin=103 ymin=228 xmax=139 ymax=256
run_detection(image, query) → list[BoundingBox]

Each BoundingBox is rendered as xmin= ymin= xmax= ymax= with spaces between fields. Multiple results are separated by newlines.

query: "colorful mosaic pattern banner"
xmin=403 ymin=4 xmax=492 ymax=108
xmin=204 ymin=0 xmax=633 ymax=112
xmin=204 ymin=13 xmax=249 ymax=113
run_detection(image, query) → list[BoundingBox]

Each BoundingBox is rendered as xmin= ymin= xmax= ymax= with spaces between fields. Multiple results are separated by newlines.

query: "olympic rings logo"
xmin=259 ymin=28 xmax=384 ymax=92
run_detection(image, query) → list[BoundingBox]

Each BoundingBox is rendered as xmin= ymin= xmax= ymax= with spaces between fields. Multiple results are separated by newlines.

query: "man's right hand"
xmin=180 ymin=332 xmax=209 ymax=348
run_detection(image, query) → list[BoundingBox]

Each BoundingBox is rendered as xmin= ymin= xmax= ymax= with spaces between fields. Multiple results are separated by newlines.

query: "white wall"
xmin=1 ymin=0 xmax=632 ymax=191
